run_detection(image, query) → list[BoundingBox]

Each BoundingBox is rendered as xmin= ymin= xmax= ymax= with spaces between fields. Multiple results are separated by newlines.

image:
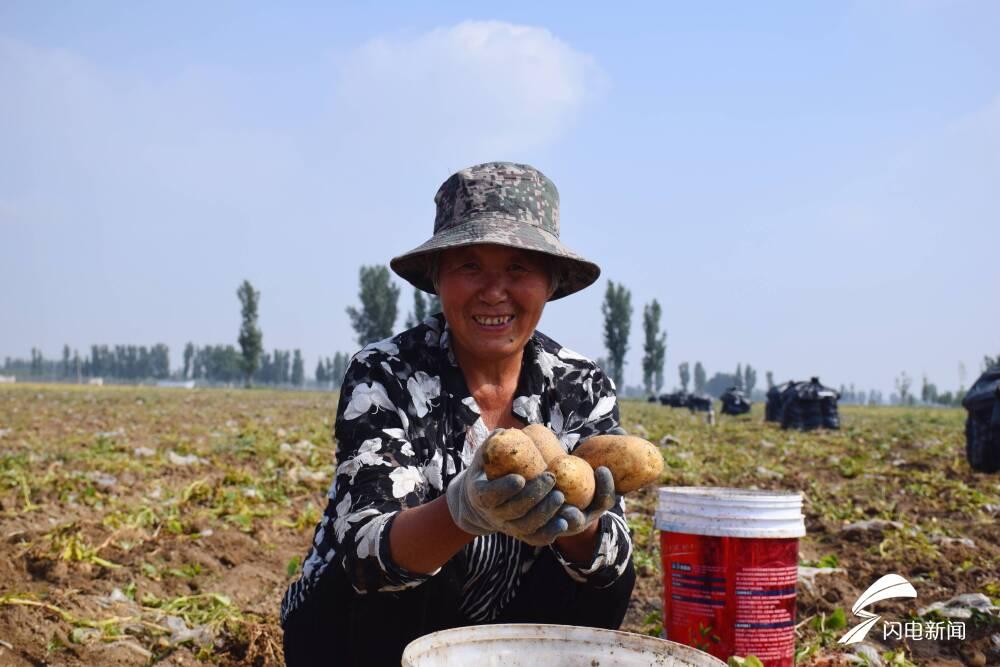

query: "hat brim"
xmin=390 ymin=216 xmax=601 ymax=301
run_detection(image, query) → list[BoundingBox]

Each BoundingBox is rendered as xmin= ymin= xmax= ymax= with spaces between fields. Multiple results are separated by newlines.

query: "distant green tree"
xmin=920 ymin=376 xmax=939 ymax=404
xmin=291 ymin=349 xmax=305 ymax=386
xmin=72 ymin=349 xmax=81 ymax=383
xmin=347 ymin=265 xmax=401 ymax=347
xmin=641 ymin=300 xmax=667 ymax=396
xmin=678 ymin=362 xmax=690 ymax=393
xmin=427 ymin=293 xmax=442 ymax=315
xmin=744 ymin=365 xmax=757 ymax=396
xmin=601 ymin=281 xmax=632 ymax=390
xmin=315 ymin=359 xmax=327 ymax=386
xmin=150 ymin=344 xmax=170 ymax=379
xmin=236 ymin=280 xmax=263 ymax=388
xmin=272 ymin=350 xmax=291 ymax=384
xmin=183 ymin=343 xmax=195 ymax=380
xmin=256 ymin=349 xmax=269 ymax=384
xmin=62 ymin=345 xmax=71 ymax=378
xmin=693 ymin=362 xmax=707 ymax=394
xmin=331 ymin=352 xmax=349 ymax=389
xmin=406 ymin=289 xmax=429 ymax=328
xmin=705 ymin=372 xmax=741 ymax=398
xmin=895 ymin=372 xmax=913 ymax=405
xmin=766 ymin=370 xmax=775 ymax=389
xmin=192 ymin=344 xmax=242 ymax=383
xmin=734 ymin=363 xmax=744 ymax=391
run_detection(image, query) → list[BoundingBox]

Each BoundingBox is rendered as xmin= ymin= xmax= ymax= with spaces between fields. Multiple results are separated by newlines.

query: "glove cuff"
xmin=446 ymin=469 xmax=492 ymax=536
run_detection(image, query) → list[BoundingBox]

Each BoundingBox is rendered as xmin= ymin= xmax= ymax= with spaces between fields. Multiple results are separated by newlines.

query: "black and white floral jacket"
xmin=281 ymin=314 xmax=633 ymax=624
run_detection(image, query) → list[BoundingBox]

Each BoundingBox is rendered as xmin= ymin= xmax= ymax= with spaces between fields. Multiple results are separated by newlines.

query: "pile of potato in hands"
xmin=482 ymin=425 xmax=664 ymax=509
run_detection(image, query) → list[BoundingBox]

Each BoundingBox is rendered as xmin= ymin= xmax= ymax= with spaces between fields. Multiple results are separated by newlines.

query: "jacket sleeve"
xmin=550 ymin=362 xmax=634 ymax=588
xmin=327 ymin=355 xmax=437 ymax=594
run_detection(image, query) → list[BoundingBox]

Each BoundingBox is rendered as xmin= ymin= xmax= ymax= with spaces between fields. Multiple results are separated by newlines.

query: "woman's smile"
xmin=472 ymin=314 xmax=516 ymax=330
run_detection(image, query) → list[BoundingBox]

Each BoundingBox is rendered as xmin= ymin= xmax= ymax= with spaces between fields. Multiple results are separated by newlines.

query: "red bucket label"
xmin=661 ymin=531 xmax=798 ymax=666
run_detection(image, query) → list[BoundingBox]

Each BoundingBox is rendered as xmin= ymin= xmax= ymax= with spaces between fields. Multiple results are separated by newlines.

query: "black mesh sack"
xmin=962 ymin=366 xmax=1000 ymax=473
xmin=780 ymin=377 xmax=840 ymax=431
xmin=765 ymin=382 xmax=793 ymax=422
xmin=720 ymin=387 xmax=752 ymax=415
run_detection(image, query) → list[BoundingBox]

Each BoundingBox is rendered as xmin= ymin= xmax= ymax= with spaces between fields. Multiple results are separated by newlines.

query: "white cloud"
xmin=331 ymin=21 xmax=606 ymax=166
xmin=0 ymin=23 xmax=605 ymax=368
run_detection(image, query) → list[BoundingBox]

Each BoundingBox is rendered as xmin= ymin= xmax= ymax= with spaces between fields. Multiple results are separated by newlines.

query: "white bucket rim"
xmin=659 ymin=486 xmax=802 ymax=502
xmin=402 ymin=623 xmax=727 ymax=666
xmin=659 ymin=496 xmax=802 ymax=509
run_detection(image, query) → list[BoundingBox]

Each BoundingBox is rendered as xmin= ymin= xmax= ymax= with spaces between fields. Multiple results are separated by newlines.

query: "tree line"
xmin=7 ymin=269 xmax=993 ymax=400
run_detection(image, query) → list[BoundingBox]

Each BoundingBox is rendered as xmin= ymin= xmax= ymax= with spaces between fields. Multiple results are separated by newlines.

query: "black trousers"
xmin=282 ymin=549 xmax=636 ymax=667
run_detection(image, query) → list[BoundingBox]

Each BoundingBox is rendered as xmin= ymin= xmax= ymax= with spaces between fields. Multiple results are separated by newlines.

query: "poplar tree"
xmin=291 ymin=349 xmax=304 ymax=386
xmin=744 ymin=365 xmax=757 ymax=396
xmin=183 ymin=343 xmax=195 ymax=380
xmin=237 ymin=280 xmax=263 ymax=388
xmin=346 ymin=265 xmax=400 ymax=347
xmin=694 ymin=362 xmax=707 ymax=394
xmin=406 ymin=289 xmax=428 ymax=328
xmin=601 ymin=281 xmax=632 ymax=391
xmin=641 ymin=300 xmax=667 ymax=395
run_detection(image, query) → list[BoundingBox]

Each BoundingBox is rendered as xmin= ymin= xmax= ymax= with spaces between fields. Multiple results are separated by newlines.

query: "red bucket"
xmin=657 ymin=487 xmax=805 ymax=667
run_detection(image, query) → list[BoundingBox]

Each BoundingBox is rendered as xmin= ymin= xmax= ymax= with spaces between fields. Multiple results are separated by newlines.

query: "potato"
xmin=547 ymin=455 xmax=595 ymax=509
xmin=482 ymin=428 xmax=547 ymax=481
xmin=522 ymin=424 xmax=565 ymax=465
xmin=572 ymin=434 xmax=664 ymax=493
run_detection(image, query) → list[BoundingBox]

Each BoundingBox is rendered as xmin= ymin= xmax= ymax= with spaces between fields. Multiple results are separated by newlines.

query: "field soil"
xmin=0 ymin=386 xmax=997 ymax=666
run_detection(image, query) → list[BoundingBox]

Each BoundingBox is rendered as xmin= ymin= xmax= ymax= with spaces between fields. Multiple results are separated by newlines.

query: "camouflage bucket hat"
xmin=390 ymin=162 xmax=601 ymax=301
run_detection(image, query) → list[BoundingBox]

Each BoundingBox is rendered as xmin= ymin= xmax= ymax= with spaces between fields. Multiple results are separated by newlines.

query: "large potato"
xmin=547 ymin=455 xmax=595 ymax=509
xmin=482 ymin=428 xmax=547 ymax=481
xmin=572 ymin=435 xmax=664 ymax=493
xmin=522 ymin=423 xmax=565 ymax=465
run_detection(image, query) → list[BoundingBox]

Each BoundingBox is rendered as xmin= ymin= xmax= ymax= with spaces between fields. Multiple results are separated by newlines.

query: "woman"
xmin=281 ymin=162 xmax=635 ymax=666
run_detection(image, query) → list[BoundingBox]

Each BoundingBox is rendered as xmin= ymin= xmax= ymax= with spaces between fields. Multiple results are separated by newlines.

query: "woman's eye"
xmin=509 ymin=264 xmax=528 ymax=272
xmin=460 ymin=262 xmax=478 ymax=270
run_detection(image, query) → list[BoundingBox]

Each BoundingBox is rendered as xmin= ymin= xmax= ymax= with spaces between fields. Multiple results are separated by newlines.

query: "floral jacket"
xmin=281 ymin=314 xmax=633 ymax=624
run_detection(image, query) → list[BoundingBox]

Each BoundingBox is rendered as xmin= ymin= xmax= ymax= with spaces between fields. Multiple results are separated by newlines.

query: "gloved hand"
xmin=446 ymin=439 xmax=569 ymax=546
xmin=555 ymin=466 xmax=617 ymax=536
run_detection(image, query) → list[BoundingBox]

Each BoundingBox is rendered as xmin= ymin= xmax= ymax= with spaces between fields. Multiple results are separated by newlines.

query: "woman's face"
xmin=437 ymin=244 xmax=552 ymax=366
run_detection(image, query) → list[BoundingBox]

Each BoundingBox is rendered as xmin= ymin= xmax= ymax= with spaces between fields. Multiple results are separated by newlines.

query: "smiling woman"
xmin=280 ymin=162 xmax=634 ymax=667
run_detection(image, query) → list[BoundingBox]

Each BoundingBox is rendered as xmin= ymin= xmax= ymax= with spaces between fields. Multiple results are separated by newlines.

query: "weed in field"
xmin=275 ymin=502 xmax=320 ymax=531
xmin=3 ymin=388 xmax=993 ymax=665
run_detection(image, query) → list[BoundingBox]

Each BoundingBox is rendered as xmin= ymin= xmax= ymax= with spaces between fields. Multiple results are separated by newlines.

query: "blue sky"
xmin=2 ymin=1 xmax=998 ymax=394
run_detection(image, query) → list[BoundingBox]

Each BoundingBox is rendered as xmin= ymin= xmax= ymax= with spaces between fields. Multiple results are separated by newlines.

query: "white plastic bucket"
xmin=656 ymin=487 xmax=805 ymax=667
xmin=656 ymin=486 xmax=805 ymax=538
xmin=401 ymin=623 xmax=726 ymax=666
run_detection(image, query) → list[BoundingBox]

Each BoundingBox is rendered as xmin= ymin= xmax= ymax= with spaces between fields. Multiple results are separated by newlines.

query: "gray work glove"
xmin=555 ymin=466 xmax=618 ymax=536
xmin=446 ymin=440 xmax=569 ymax=547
